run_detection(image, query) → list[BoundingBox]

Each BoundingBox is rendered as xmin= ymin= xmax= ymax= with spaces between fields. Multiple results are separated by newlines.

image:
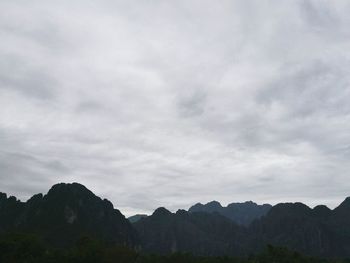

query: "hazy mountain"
xmin=128 ymin=214 xmax=148 ymax=223
xmin=189 ymin=200 xmax=272 ymax=226
xmin=0 ymin=183 xmax=138 ymax=247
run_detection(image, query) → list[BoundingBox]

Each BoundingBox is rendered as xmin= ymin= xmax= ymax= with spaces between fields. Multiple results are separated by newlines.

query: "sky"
xmin=1 ymin=0 xmax=350 ymax=216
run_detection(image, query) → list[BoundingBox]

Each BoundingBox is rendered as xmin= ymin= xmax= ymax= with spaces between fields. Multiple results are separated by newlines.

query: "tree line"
xmin=0 ymin=233 xmax=348 ymax=263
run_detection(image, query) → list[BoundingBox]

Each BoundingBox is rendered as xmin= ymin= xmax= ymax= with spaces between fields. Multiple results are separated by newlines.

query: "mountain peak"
xmin=0 ymin=182 xmax=138 ymax=247
xmin=189 ymin=201 xmax=222 ymax=213
xmin=227 ymin=201 xmax=256 ymax=207
xmin=206 ymin=200 xmax=222 ymax=208
xmin=312 ymin=205 xmax=331 ymax=218
xmin=0 ymin=192 xmax=7 ymax=201
xmin=267 ymin=202 xmax=311 ymax=218
xmin=189 ymin=200 xmax=271 ymax=226
xmin=175 ymin=209 xmax=188 ymax=217
xmin=45 ymin=182 xmax=97 ymax=204
xmin=153 ymin=207 xmax=172 ymax=217
xmin=27 ymin=193 xmax=43 ymax=205
xmin=48 ymin=182 xmax=91 ymax=194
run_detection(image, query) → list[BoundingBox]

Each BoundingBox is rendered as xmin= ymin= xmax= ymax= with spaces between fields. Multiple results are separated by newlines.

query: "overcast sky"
xmin=1 ymin=0 xmax=350 ymax=216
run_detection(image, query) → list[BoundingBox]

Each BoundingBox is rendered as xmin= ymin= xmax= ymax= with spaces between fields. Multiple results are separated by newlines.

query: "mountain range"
xmin=188 ymin=200 xmax=272 ymax=226
xmin=0 ymin=183 xmax=137 ymax=247
xmin=1 ymin=182 xmax=350 ymax=258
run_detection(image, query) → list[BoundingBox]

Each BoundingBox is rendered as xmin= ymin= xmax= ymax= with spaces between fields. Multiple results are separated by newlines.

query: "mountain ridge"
xmin=1 ymin=183 xmax=350 ymax=258
xmin=0 ymin=182 xmax=138 ymax=247
xmin=189 ymin=200 xmax=272 ymax=226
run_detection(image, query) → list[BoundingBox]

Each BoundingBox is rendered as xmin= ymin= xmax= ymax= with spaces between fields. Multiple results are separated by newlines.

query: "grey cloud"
xmin=177 ymin=89 xmax=207 ymax=118
xmin=0 ymin=0 xmax=350 ymax=216
xmin=0 ymin=150 xmax=70 ymax=199
xmin=300 ymin=0 xmax=339 ymax=29
xmin=257 ymin=61 xmax=350 ymax=114
xmin=75 ymin=101 xmax=105 ymax=113
xmin=0 ymin=54 xmax=56 ymax=99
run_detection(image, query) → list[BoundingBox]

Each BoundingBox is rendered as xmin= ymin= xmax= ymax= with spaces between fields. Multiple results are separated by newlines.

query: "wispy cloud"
xmin=1 ymin=0 xmax=350 ymax=216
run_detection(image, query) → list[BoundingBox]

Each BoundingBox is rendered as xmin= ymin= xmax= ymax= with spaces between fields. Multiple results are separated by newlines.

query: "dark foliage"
xmin=0 ymin=233 xmax=346 ymax=263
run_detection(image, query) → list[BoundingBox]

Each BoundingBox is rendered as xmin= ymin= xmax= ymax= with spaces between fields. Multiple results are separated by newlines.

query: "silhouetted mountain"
xmin=135 ymin=199 xmax=350 ymax=258
xmin=2 ymin=183 xmax=350 ymax=258
xmin=249 ymin=202 xmax=335 ymax=257
xmin=333 ymin=197 xmax=350 ymax=218
xmin=128 ymin=214 xmax=148 ymax=223
xmin=189 ymin=200 xmax=271 ymax=226
xmin=0 ymin=183 xmax=137 ymax=247
xmin=133 ymin=208 xmax=247 ymax=256
xmin=328 ymin=197 xmax=350 ymax=256
xmin=312 ymin=205 xmax=332 ymax=218
xmin=190 ymin=201 xmax=223 ymax=213
xmin=0 ymin=193 xmax=24 ymax=233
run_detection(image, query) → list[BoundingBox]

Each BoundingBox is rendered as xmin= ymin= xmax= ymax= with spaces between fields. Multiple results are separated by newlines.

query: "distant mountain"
xmin=0 ymin=183 xmax=138 ymax=247
xmin=189 ymin=200 xmax=271 ymax=225
xmin=128 ymin=214 xmax=148 ymax=223
xmin=133 ymin=207 xmax=247 ymax=256
xmin=190 ymin=201 xmax=223 ymax=213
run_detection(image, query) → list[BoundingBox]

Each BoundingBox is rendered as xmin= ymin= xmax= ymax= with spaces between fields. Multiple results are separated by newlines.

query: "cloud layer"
xmin=1 ymin=0 xmax=350 ymax=216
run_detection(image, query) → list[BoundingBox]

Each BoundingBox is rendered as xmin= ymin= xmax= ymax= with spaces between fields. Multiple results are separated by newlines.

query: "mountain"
xmin=0 ymin=193 xmax=25 ymax=233
xmin=328 ymin=197 xmax=350 ymax=256
xmin=133 ymin=207 xmax=248 ymax=256
xmin=2 ymin=183 xmax=350 ymax=258
xmin=249 ymin=202 xmax=335 ymax=257
xmin=190 ymin=201 xmax=223 ymax=213
xmin=0 ymin=183 xmax=138 ymax=247
xmin=135 ymin=199 xmax=350 ymax=258
xmin=128 ymin=214 xmax=148 ymax=223
xmin=189 ymin=200 xmax=272 ymax=226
